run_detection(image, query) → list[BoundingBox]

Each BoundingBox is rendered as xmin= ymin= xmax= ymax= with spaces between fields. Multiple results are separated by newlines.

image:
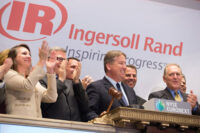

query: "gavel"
xmin=106 ymin=87 xmax=122 ymax=113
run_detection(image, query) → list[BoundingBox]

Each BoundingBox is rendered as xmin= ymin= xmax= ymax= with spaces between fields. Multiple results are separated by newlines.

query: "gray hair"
xmin=49 ymin=46 xmax=66 ymax=56
xmin=163 ymin=63 xmax=182 ymax=76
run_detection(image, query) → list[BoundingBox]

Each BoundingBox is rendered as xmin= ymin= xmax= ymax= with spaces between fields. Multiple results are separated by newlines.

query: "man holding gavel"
xmin=86 ymin=50 xmax=139 ymax=117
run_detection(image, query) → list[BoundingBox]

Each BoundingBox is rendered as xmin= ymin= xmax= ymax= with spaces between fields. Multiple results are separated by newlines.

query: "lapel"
xmin=102 ymin=77 xmax=113 ymax=91
xmin=103 ymin=77 xmax=126 ymax=106
xmin=63 ymin=79 xmax=73 ymax=96
xmin=121 ymin=83 xmax=137 ymax=105
xmin=121 ymin=83 xmax=131 ymax=104
xmin=164 ymin=88 xmax=188 ymax=102
xmin=180 ymin=91 xmax=188 ymax=102
xmin=162 ymin=88 xmax=175 ymax=100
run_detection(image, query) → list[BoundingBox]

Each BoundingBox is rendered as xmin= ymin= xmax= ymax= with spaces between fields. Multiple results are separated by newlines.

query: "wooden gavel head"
xmin=104 ymin=87 xmax=123 ymax=115
xmin=109 ymin=87 xmax=122 ymax=100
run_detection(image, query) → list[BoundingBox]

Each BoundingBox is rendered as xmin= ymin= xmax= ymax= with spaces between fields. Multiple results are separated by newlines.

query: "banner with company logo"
xmin=0 ymin=0 xmax=200 ymax=100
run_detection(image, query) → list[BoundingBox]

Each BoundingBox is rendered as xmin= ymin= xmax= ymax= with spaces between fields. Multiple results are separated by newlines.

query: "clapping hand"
xmin=38 ymin=40 xmax=49 ymax=67
xmin=0 ymin=58 xmax=13 ymax=79
xmin=57 ymin=60 xmax=67 ymax=82
xmin=46 ymin=50 xmax=56 ymax=74
xmin=81 ymin=75 xmax=93 ymax=90
xmin=72 ymin=61 xmax=81 ymax=83
xmin=187 ymin=90 xmax=198 ymax=109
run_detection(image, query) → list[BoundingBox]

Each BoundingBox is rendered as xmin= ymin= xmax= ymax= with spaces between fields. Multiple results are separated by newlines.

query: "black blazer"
xmin=136 ymin=95 xmax=146 ymax=106
xmin=148 ymin=87 xmax=200 ymax=115
xmin=40 ymin=77 xmax=90 ymax=121
xmin=86 ymin=77 xmax=138 ymax=116
xmin=0 ymin=82 xmax=6 ymax=113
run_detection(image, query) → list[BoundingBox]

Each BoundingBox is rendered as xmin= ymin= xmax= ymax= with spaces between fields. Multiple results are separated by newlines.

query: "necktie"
xmin=174 ymin=92 xmax=182 ymax=102
xmin=116 ymin=83 xmax=128 ymax=106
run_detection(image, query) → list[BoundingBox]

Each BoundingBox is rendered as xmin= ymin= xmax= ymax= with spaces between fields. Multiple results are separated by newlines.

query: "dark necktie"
xmin=116 ymin=83 xmax=128 ymax=106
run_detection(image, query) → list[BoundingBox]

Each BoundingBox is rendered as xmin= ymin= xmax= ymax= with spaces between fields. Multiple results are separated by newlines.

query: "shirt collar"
xmin=105 ymin=75 xmax=122 ymax=88
xmin=167 ymin=87 xmax=182 ymax=98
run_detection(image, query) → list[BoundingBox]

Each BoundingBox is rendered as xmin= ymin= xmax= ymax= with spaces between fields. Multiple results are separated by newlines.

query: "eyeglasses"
xmin=56 ymin=57 xmax=66 ymax=62
xmin=48 ymin=57 xmax=66 ymax=62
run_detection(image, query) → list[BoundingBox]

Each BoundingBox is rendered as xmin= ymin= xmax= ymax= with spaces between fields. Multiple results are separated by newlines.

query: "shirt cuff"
xmin=192 ymin=103 xmax=198 ymax=112
xmin=0 ymin=81 xmax=5 ymax=88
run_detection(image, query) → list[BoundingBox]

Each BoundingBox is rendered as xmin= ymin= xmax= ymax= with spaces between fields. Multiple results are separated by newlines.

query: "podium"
xmin=0 ymin=107 xmax=200 ymax=133
xmin=91 ymin=107 xmax=200 ymax=133
xmin=0 ymin=113 xmax=140 ymax=133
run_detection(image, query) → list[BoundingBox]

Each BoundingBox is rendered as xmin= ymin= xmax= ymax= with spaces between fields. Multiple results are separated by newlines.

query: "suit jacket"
xmin=4 ymin=66 xmax=57 ymax=118
xmin=148 ymin=88 xmax=187 ymax=101
xmin=0 ymin=81 xmax=6 ymax=113
xmin=0 ymin=81 xmax=5 ymax=105
xmin=40 ymin=78 xmax=90 ymax=121
xmin=136 ymin=95 xmax=146 ymax=106
xmin=148 ymin=87 xmax=200 ymax=115
xmin=86 ymin=77 xmax=138 ymax=116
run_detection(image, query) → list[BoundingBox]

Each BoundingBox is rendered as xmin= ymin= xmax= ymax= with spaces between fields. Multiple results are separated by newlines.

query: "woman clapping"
xmin=4 ymin=41 xmax=57 ymax=118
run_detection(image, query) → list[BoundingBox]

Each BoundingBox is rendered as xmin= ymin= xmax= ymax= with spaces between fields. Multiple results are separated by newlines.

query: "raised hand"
xmin=57 ymin=60 xmax=67 ymax=82
xmin=38 ymin=40 xmax=49 ymax=67
xmin=187 ymin=90 xmax=198 ymax=109
xmin=72 ymin=61 xmax=81 ymax=83
xmin=46 ymin=50 xmax=56 ymax=74
xmin=81 ymin=75 xmax=93 ymax=90
xmin=0 ymin=58 xmax=13 ymax=79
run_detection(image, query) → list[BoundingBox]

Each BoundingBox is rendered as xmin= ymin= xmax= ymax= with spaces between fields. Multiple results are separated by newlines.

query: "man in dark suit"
xmin=40 ymin=47 xmax=92 ymax=121
xmin=122 ymin=65 xmax=146 ymax=106
xmin=148 ymin=64 xmax=200 ymax=115
xmin=86 ymin=50 xmax=138 ymax=116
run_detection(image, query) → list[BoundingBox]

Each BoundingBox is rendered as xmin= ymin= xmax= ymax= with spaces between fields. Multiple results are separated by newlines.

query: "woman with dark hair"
xmin=4 ymin=41 xmax=57 ymax=118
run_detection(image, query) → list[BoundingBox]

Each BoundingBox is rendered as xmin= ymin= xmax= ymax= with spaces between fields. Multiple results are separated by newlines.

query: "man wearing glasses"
xmin=40 ymin=47 xmax=92 ymax=121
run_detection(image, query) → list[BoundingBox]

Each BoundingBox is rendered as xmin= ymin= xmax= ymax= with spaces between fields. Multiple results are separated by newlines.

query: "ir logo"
xmin=0 ymin=0 xmax=67 ymax=41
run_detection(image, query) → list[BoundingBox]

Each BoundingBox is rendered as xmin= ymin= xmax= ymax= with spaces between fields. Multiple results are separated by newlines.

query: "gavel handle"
xmin=106 ymin=97 xmax=114 ymax=113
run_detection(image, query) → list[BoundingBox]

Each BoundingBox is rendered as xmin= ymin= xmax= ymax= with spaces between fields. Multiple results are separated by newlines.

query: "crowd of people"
xmin=0 ymin=41 xmax=199 ymax=122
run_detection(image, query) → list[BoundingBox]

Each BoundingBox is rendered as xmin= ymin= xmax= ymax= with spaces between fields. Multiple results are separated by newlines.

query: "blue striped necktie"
xmin=116 ymin=83 xmax=128 ymax=106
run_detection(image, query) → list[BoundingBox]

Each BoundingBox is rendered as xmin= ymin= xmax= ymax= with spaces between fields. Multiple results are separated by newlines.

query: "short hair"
xmin=182 ymin=74 xmax=186 ymax=83
xmin=8 ymin=44 xmax=31 ymax=70
xmin=49 ymin=46 xmax=66 ymax=56
xmin=163 ymin=64 xmax=182 ymax=76
xmin=126 ymin=64 xmax=137 ymax=73
xmin=67 ymin=57 xmax=80 ymax=62
xmin=0 ymin=49 xmax=10 ymax=65
xmin=104 ymin=50 xmax=126 ymax=73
